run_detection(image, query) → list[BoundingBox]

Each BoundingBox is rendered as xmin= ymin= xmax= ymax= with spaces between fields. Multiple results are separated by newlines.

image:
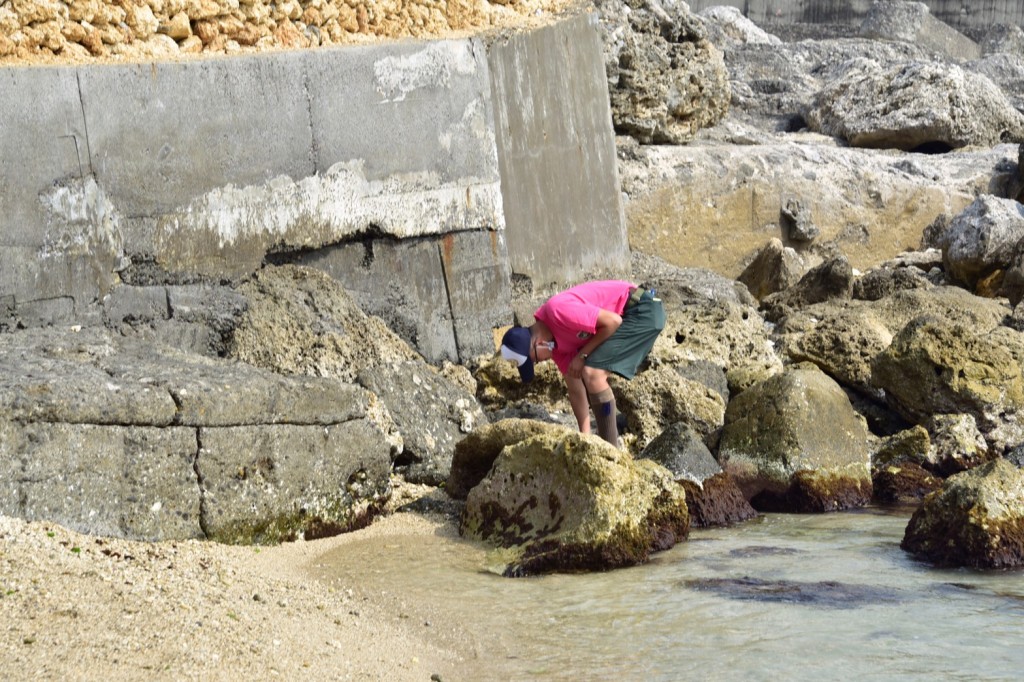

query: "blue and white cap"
xmin=499 ymin=326 xmax=534 ymax=383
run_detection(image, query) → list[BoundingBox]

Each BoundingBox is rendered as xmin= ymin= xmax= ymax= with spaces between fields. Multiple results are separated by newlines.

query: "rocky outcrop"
xmin=717 ymin=365 xmax=873 ymax=512
xmin=760 ymin=256 xmax=855 ymax=323
xmin=639 ymin=422 xmax=756 ymax=527
xmin=0 ymin=327 xmax=393 ymax=543
xmin=737 ymin=238 xmax=811 ymax=301
xmin=901 ymin=458 xmax=1024 ymax=568
xmin=871 ymin=426 xmax=943 ymax=505
xmin=597 ymin=0 xmax=729 ymax=143
xmin=805 ymin=59 xmax=1024 ymax=151
xmin=460 ymin=430 xmax=689 ymax=576
xmin=618 ymin=137 xmax=1018 ymax=279
xmin=615 ymin=366 xmax=726 ymax=452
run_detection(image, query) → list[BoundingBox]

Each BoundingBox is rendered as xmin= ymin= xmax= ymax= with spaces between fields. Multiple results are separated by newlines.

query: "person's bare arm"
xmin=567 ymin=308 xmax=622 ymax=378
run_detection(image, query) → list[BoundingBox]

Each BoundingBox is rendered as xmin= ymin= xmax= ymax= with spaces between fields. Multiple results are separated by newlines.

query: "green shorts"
xmin=586 ymin=289 xmax=665 ymax=379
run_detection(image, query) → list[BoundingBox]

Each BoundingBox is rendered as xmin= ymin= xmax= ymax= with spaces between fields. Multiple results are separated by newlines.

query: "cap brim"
xmin=517 ymin=359 xmax=535 ymax=383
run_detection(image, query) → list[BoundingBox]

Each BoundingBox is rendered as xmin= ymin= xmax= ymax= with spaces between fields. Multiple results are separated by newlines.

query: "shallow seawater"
xmin=316 ymin=508 xmax=1024 ymax=681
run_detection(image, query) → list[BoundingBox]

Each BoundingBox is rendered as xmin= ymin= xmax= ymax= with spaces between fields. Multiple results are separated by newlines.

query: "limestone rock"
xmin=870 ymin=425 xmax=943 ymax=505
xmin=717 ymin=365 xmax=873 ymax=512
xmin=760 ymin=256 xmax=855 ymax=323
xmin=980 ymin=24 xmax=1024 ymax=57
xmin=597 ymin=0 xmax=729 ymax=144
xmin=805 ymin=58 xmax=1024 ymax=151
xmin=357 ymin=361 xmax=487 ymax=486
xmin=228 ymin=265 xmax=421 ymax=384
xmin=615 ymin=365 xmax=726 ymax=452
xmin=942 ymin=195 xmax=1024 ymax=290
xmin=619 ymin=140 xmax=1016 ymax=282
xmin=927 ymin=413 xmax=993 ymax=476
xmin=901 ymin=458 xmax=1024 ymax=568
xmin=649 ymin=298 xmax=782 ymax=387
xmin=737 ymin=238 xmax=810 ymax=301
xmin=639 ymin=422 xmax=756 ymax=527
xmin=460 ymin=430 xmax=689 ymax=576
xmin=446 ymin=419 xmax=572 ymax=500
xmin=697 ymin=5 xmax=780 ymax=48
xmin=852 ymin=263 xmax=932 ymax=301
xmin=858 ymin=0 xmax=980 ymax=61
xmin=871 ymin=315 xmax=1024 ymax=451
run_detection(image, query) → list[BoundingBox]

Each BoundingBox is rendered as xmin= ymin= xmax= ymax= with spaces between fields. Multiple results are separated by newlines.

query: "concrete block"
xmin=103 ymin=285 xmax=170 ymax=324
xmin=487 ymin=12 xmax=629 ymax=287
xmin=8 ymin=421 xmax=202 ymax=540
xmin=197 ymin=421 xmax=392 ymax=544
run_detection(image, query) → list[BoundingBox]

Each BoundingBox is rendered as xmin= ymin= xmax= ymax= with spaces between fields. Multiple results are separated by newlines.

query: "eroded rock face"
xmin=597 ymin=0 xmax=729 ymax=143
xmin=717 ymin=365 xmax=873 ymax=512
xmin=901 ymin=458 xmax=1024 ymax=569
xmin=460 ymin=430 xmax=689 ymax=576
xmin=229 ymin=264 xmax=489 ymax=484
xmin=805 ymin=58 xmax=1024 ymax=151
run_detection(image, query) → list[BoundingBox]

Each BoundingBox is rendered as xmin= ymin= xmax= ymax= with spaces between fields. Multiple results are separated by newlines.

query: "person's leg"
xmin=566 ymin=375 xmax=591 ymax=434
xmin=582 ymin=367 xmax=618 ymax=446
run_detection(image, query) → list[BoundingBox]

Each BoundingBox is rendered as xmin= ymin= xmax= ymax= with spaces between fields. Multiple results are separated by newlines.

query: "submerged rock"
xmin=460 ymin=430 xmax=689 ymax=576
xmin=901 ymin=458 xmax=1024 ymax=569
xmin=717 ymin=365 xmax=873 ymax=512
xmin=639 ymin=423 xmax=757 ymax=527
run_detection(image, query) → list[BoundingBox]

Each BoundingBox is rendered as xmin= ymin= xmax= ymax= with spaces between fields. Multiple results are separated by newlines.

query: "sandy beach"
xmin=0 ymin=482 xmax=474 ymax=681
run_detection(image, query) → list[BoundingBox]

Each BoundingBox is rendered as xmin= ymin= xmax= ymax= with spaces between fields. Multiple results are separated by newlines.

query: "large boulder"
xmin=357 ymin=361 xmax=486 ymax=485
xmin=648 ymin=298 xmax=782 ymax=393
xmin=639 ymin=422 xmax=757 ymax=527
xmin=717 ymin=365 xmax=873 ymax=512
xmin=871 ymin=426 xmax=943 ymax=505
xmin=805 ymin=59 xmax=1024 ymax=151
xmin=0 ymin=327 xmax=393 ymax=543
xmin=858 ymin=0 xmax=981 ymax=61
xmin=871 ymin=316 xmax=1024 ymax=452
xmin=597 ymin=0 xmax=729 ymax=143
xmin=614 ymin=365 xmax=726 ymax=452
xmin=460 ymin=430 xmax=689 ymax=576
xmin=760 ymin=256 xmax=855 ymax=323
xmin=901 ymin=458 xmax=1024 ymax=568
xmin=941 ymin=195 xmax=1024 ymax=290
xmin=228 ymin=264 xmax=492 ymax=483
xmin=737 ymin=238 xmax=812 ymax=301
xmin=446 ymin=418 xmax=570 ymax=500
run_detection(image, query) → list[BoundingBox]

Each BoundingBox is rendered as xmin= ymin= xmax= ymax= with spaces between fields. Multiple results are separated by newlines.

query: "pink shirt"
xmin=534 ymin=280 xmax=634 ymax=375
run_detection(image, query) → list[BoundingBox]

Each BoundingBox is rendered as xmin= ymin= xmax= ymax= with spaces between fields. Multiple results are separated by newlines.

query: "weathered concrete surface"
xmin=488 ymin=12 xmax=629 ymax=287
xmin=2 ymin=13 xmax=629 ymax=366
xmin=0 ymin=327 xmax=393 ymax=542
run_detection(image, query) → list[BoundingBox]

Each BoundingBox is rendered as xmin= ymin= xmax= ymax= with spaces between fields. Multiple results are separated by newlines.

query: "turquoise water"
xmin=319 ymin=508 xmax=1024 ymax=681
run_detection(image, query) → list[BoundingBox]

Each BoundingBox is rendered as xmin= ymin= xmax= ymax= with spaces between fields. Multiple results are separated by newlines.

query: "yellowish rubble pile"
xmin=0 ymin=0 xmax=574 ymax=63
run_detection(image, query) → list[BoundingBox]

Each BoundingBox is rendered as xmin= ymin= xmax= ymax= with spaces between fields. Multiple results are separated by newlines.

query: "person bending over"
xmin=499 ymin=280 xmax=665 ymax=446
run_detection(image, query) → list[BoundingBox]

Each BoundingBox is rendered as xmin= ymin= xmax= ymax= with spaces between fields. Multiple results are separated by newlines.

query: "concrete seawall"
xmin=0 ymin=11 xmax=627 ymax=362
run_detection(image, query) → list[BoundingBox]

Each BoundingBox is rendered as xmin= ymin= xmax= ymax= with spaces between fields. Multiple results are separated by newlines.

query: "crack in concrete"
xmin=74 ymin=70 xmax=93 ymax=177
